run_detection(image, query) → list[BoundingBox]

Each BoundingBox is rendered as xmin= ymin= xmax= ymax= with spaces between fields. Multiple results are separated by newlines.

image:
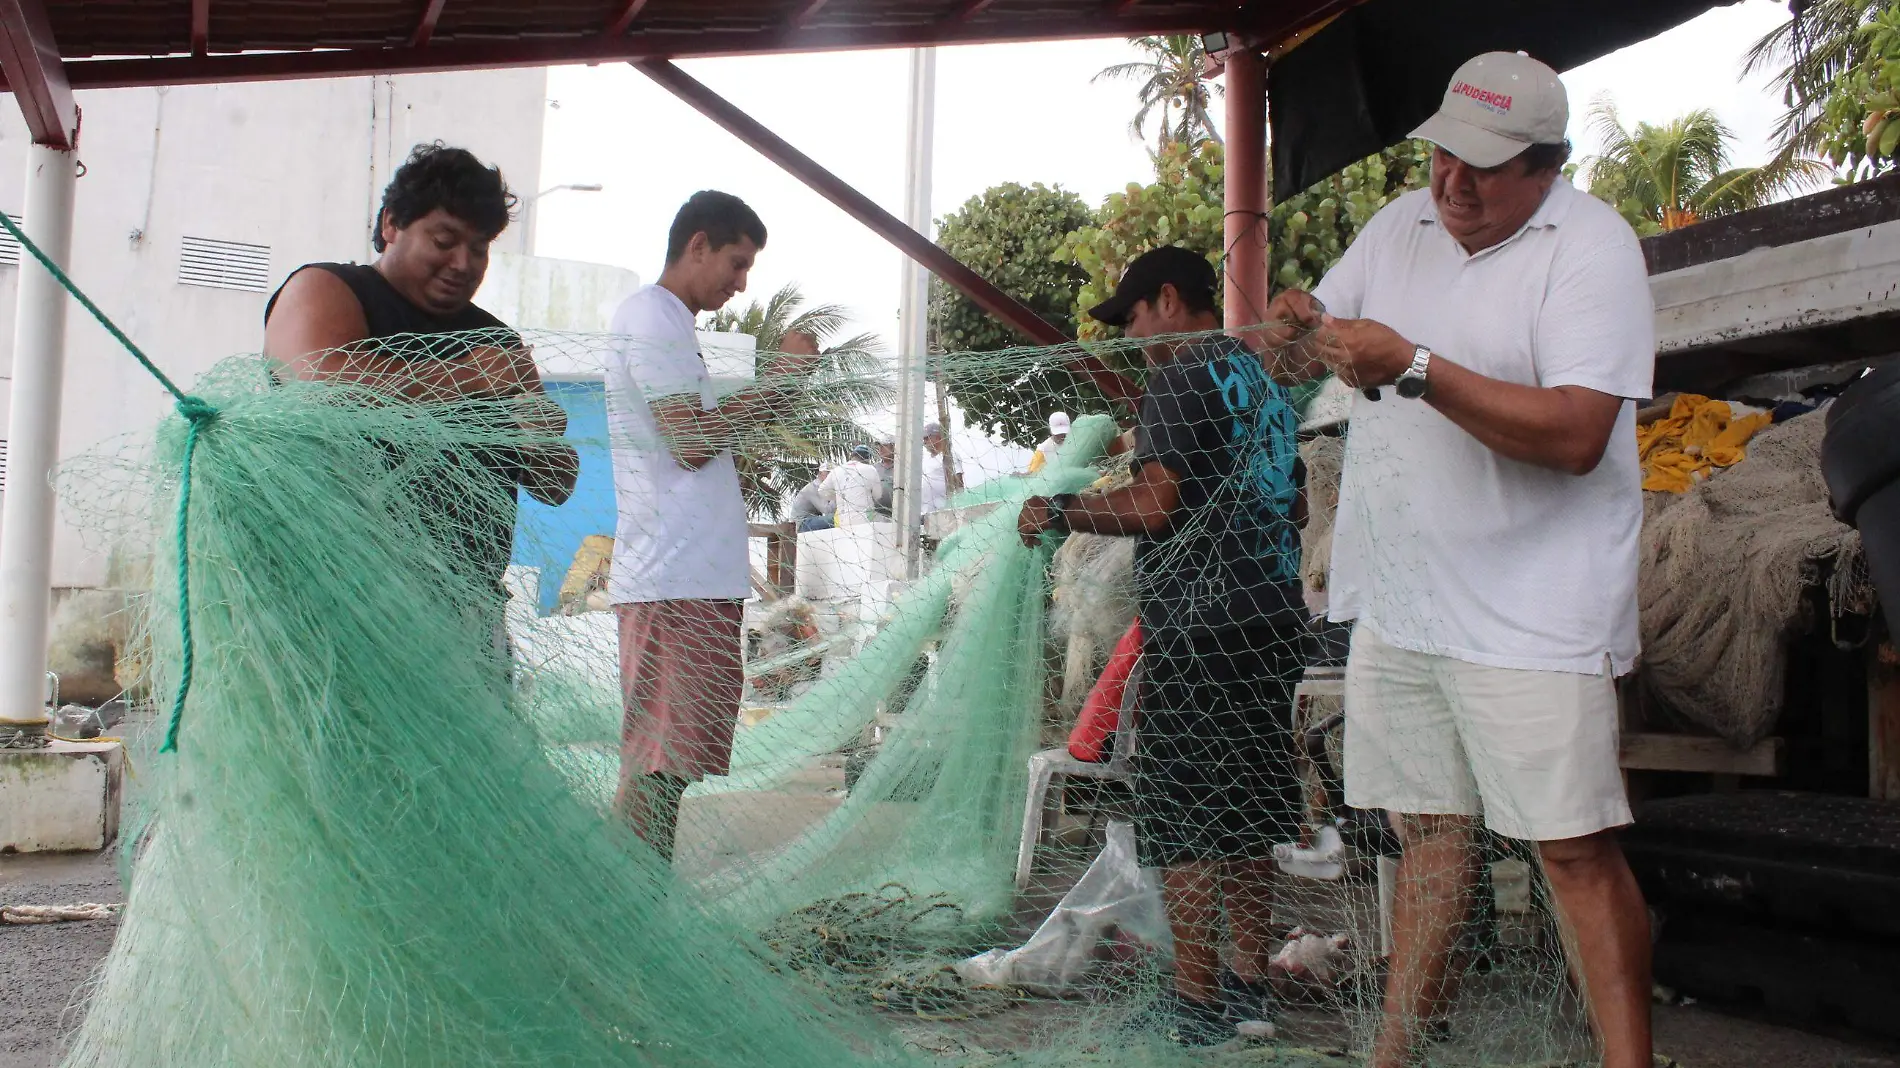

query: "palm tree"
xmin=1742 ymin=0 xmax=1881 ymax=162
xmin=1580 ymin=96 xmax=1832 ymax=234
xmin=701 ymin=283 xmax=886 ymax=520
xmin=1094 ymin=35 xmax=1224 ymax=156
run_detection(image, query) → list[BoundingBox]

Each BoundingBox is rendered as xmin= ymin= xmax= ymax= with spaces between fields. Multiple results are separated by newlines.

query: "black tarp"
xmin=1267 ymin=0 xmax=1741 ymax=200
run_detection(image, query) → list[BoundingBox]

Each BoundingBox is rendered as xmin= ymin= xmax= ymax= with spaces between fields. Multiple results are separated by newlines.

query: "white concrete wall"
xmin=474 ymin=250 xmax=640 ymax=336
xmin=0 ymin=68 xmax=548 ymax=588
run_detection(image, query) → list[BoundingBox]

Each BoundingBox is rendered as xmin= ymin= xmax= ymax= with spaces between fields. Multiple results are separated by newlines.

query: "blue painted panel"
xmin=512 ymin=379 xmax=615 ymax=614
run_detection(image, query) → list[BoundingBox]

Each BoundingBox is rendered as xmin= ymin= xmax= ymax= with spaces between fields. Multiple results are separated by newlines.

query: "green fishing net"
xmin=51 ymin=320 xmax=1597 ymax=1068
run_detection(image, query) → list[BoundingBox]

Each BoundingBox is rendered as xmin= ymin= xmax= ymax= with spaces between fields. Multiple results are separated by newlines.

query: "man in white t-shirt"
xmin=605 ymin=189 xmax=814 ymax=860
xmin=819 ymin=445 xmax=884 ymax=527
xmin=1254 ymin=53 xmax=1656 ymax=1068
xmin=921 ymin=422 xmax=962 ymax=513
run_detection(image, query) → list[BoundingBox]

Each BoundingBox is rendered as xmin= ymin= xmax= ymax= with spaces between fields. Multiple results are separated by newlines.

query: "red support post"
xmin=1222 ymin=46 xmax=1270 ymax=333
xmin=944 ymin=0 xmax=998 ymax=19
xmin=633 ymin=58 xmax=1138 ymax=405
xmin=603 ymin=0 xmax=651 ymax=36
xmin=0 ymin=0 xmax=75 ymax=148
xmin=410 ymin=0 xmax=449 ymax=48
xmin=789 ymin=0 xmax=830 ymax=26
xmin=190 ymin=0 xmax=210 ymax=57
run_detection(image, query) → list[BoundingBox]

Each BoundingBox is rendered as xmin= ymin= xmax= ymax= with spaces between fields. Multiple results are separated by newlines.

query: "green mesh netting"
xmin=47 ymin=306 xmax=1600 ymax=1067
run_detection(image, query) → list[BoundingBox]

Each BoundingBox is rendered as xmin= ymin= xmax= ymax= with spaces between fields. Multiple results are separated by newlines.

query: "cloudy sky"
xmin=533 ymin=0 xmax=1797 ymax=479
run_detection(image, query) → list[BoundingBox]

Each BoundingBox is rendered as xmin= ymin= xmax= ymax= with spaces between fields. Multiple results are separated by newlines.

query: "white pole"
xmin=0 ymin=144 xmax=77 ymax=730
xmin=893 ymin=47 xmax=936 ymax=579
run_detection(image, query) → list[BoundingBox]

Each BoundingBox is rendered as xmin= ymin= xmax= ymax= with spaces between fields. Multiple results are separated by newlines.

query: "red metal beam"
xmin=42 ymin=6 xmax=1316 ymax=90
xmin=190 ymin=0 xmax=210 ymax=57
xmin=1222 ymin=48 xmax=1268 ymax=331
xmin=603 ymin=0 xmax=651 ymax=36
xmin=633 ymin=58 xmax=1140 ymax=405
xmin=944 ymin=0 xmax=999 ymax=20
xmin=0 ymin=0 xmax=74 ymax=147
xmin=410 ymin=0 xmax=449 ymax=48
xmin=789 ymin=0 xmax=830 ymax=27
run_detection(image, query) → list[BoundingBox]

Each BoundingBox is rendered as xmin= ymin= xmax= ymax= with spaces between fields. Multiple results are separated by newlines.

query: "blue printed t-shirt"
xmin=1132 ymin=335 xmax=1304 ymax=637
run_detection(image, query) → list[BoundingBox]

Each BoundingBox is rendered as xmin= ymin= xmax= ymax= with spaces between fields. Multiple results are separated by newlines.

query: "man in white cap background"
xmin=1026 ymin=411 xmax=1072 ymax=475
xmin=1253 ymin=52 xmax=1657 ymax=1067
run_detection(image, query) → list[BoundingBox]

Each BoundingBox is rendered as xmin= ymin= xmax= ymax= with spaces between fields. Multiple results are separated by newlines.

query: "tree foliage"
xmin=701 ymin=282 xmax=884 ymax=519
xmin=928 ymin=182 xmax=1097 ymax=447
xmin=1813 ymin=2 xmax=1900 ymax=176
xmin=1744 ymin=0 xmax=1885 ymax=167
xmin=1058 ymin=139 xmax=1431 ymax=342
xmin=1580 ymin=96 xmax=1831 ymax=235
xmin=1267 ymin=141 xmax=1432 ymax=294
xmin=1094 ymin=35 xmax=1224 ymax=156
xmin=926 ymin=140 xmax=1428 ymax=446
xmin=1060 ymin=140 xmax=1228 ymax=346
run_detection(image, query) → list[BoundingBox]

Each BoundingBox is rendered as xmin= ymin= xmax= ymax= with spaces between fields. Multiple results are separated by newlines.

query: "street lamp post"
xmin=518 ymin=182 xmax=603 ymax=255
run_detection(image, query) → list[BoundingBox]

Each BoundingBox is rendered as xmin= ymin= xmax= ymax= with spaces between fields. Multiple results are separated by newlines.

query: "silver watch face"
xmin=1396 ymin=374 xmax=1428 ymax=399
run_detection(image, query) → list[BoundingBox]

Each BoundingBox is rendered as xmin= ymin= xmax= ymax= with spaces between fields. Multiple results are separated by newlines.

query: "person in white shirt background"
xmin=790 ymin=461 xmax=834 ymax=532
xmin=604 ymin=189 xmax=816 ymax=861
xmin=1253 ymin=51 xmax=1657 ymax=1068
xmin=921 ymin=422 xmax=963 ymax=513
xmin=819 ymin=444 xmax=884 ymax=527
xmin=1026 ymin=411 xmax=1070 ymax=475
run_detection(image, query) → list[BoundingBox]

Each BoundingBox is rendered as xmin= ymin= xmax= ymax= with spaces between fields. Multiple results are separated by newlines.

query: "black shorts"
xmin=1131 ymin=623 xmax=1304 ymax=868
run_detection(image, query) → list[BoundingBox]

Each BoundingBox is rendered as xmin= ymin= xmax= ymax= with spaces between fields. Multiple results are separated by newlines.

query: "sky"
xmin=533 ymin=0 xmax=1798 ymax=482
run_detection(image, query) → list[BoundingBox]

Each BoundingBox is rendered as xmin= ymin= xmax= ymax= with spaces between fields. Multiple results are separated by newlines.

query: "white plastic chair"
xmin=1015 ymin=659 xmax=1141 ymax=891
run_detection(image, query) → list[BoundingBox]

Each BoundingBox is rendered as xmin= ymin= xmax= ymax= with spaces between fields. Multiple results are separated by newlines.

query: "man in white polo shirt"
xmin=1256 ymin=53 xmax=1655 ymax=1068
xmin=606 ymin=190 xmax=813 ymax=861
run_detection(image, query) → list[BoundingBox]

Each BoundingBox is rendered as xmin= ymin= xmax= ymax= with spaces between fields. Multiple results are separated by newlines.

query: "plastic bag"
xmin=955 ymin=821 xmax=1171 ymax=994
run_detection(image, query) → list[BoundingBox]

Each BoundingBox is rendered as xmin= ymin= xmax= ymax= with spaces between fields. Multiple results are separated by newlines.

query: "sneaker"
xmin=1274 ymin=822 xmax=1347 ymax=880
xmin=1218 ymin=968 xmax=1277 ymax=1039
xmin=1142 ymin=989 xmax=1235 ymax=1048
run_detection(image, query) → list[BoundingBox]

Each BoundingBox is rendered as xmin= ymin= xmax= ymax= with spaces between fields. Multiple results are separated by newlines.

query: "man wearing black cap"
xmin=1018 ymin=246 xmax=1306 ymax=1045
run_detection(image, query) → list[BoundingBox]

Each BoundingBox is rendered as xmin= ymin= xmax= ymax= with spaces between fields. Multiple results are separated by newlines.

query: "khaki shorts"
xmin=1343 ymin=626 xmax=1632 ymax=842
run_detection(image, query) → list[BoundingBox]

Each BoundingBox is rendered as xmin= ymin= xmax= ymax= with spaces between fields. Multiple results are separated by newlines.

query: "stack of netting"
xmin=56 ymin=329 xmax=1593 ymax=1068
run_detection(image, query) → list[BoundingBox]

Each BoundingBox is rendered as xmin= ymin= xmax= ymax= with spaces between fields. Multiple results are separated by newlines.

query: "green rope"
xmin=0 ymin=211 xmax=216 ymax=752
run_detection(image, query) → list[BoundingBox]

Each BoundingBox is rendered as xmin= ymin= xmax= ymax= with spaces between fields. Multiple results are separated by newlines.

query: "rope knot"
xmin=175 ymin=396 xmax=219 ymax=424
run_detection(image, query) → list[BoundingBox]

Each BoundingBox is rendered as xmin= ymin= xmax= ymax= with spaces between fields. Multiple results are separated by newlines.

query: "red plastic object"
xmin=1068 ymin=619 xmax=1140 ymax=762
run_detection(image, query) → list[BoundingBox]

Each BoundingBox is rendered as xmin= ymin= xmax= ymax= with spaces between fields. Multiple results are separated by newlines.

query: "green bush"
xmin=1818 ymin=3 xmax=1900 ymax=176
xmin=929 ymin=182 xmax=1097 ymax=447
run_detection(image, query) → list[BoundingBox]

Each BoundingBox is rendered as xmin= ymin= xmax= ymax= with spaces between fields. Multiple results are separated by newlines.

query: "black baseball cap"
xmin=1087 ymin=246 xmax=1218 ymax=328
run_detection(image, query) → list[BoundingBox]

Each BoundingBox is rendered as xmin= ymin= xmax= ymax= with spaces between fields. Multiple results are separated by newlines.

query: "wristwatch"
xmin=1047 ymin=493 xmax=1079 ymax=535
xmin=1396 ymin=345 xmax=1433 ymax=399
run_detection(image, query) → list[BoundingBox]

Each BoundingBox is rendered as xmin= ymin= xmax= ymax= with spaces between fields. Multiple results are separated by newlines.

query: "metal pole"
xmin=0 ymin=143 xmax=77 ymax=729
xmin=893 ymin=46 xmax=934 ymax=579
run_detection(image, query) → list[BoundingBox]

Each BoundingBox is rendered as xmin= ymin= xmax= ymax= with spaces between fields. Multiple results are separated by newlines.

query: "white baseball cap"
xmin=1410 ymin=51 xmax=1568 ymax=169
xmin=1048 ymin=412 xmax=1071 ymax=436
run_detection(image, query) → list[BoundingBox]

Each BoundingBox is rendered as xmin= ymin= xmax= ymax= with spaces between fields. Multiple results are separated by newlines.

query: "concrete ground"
xmin=8 ymin=768 xmax=1900 ymax=1068
xmin=1 ymin=849 xmax=119 ymax=1068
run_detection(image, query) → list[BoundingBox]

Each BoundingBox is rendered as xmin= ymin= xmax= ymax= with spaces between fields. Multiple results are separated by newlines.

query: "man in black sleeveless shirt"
xmin=263 ymin=143 xmax=577 ymax=601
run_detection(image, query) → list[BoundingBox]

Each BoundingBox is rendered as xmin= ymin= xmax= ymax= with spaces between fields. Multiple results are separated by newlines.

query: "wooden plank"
xmin=1871 ymin=640 xmax=1900 ymax=801
xmin=1642 ymin=171 xmax=1900 ymax=276
xmin=1619 ymin=733 xmax=1785 ymax=777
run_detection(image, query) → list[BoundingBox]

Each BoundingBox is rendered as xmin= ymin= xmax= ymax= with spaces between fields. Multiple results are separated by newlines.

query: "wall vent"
xmin=178 ymin=236 xmax=271 ymax=293
xmin=0 ymin=215 xmax=23 ymax=267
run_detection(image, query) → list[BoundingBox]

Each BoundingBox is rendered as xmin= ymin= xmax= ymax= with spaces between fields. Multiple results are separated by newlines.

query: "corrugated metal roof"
xmin=44 ymin=1 xmax=1303 ymax=62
